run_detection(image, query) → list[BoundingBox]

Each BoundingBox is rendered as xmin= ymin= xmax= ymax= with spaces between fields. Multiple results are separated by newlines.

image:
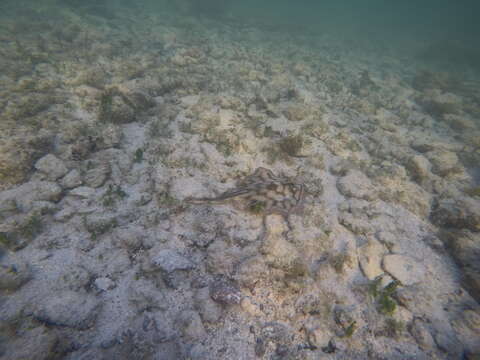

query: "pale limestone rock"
xmin=410 ymin=318 xmax=436 ymax=350
xmin=61 ymin=169 xmax=82 ymax=189
xmin=94 ymin=277 xmax=115 ymax=291
xmin=84 ymin=162 xmax=110 ymax=188
xmin=240 ymin=297 xmax=263 ymax=317
xmin=426 ymin=150 xmax=460 ymax=176
xmin=261 ymin=215 xmax=307 ymax=277
xmin=337 ymin=170 xmax=376 ymax=201
xmin=33 ymin=291 xmax=101 ymax=330
xmin=408 ymin=155 xmax=432 ymax=183
xmin=177 ymin=310 xmax=207 ymax=341
xmin=34 ymin=154 xmax=68 ymax=180
xmin=358 ymin=237 xmax=386 ymax=280
xmin=304 ymin=318 xmax=333 ymax=348
xmin=151 ymin=249 xmax=194 ymax=273
xmin=0 ymin=256 xmax=32 ymax=290
xmin=194 ymin=287 xmax=223 ymax=323
xmin=383 ymin=254 xmax=426 ymax=286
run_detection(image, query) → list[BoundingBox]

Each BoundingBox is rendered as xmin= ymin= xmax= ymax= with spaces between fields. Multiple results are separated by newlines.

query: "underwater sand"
xmin=0 ymin=1 xmax=479 ymax=359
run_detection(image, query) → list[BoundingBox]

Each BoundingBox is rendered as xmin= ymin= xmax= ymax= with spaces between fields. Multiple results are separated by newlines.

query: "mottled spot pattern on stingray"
xmin=185 ymin=167 xmax=305 ymax=217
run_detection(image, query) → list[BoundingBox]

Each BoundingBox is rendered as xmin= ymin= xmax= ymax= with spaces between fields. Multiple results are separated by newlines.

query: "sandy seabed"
xmin=0 ymin=2 xmax=479 ymax=359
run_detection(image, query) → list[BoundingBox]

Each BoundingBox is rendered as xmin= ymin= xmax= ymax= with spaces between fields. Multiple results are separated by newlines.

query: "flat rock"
xmin=34 ymin=154 xmax=68 ymax=180
xmin=177 ymin=310 xmax=207 ymax=341
xmin=151 ymin=249 xmax=194 ymax=273
xmin=61 ymin=169 xmax=82 ymax=189
xmin=69 ymin=186 xmax=95 ymax=198
xmin=33 ymin=290 xmax=101 ymax=330
xmin=383 ymin=254 xmax=426 ymax=286
xmin=0 ymin=181 xmax=62 ymax=211
xmin=358 ymin=237 xmax=385 ymax=280
xmin=337 ymin=170 xmax=376 ymax=201
xmin=431 ymin=196 xmax=480 ymax=232
xmin=84 ymin=162 xmax=110 ymax=188
xmin=94 ymin=277 xmax=115 ymax=291
xmin=426 ymin=150 xmax=459 ymax=176
xmin=0 ymin=256 xmax=32 ymax=290
xmin=194 ymin=287 xmax=223 ymax=323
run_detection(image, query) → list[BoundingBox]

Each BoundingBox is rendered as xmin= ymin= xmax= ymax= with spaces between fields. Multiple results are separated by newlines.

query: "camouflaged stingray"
xmin=185 ymin=167 xmax=305 ymax=217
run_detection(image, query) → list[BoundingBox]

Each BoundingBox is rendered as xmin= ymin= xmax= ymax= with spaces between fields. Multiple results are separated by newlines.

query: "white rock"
xmin=0 ymin=181 xmax=62 ymax=211
xmin=84 ymin=163 xmax=110 ymax=188
xmin=61 ymin=169 xmax=82 ymax=189
xmin=69 ymin=186 xmax=95 ymax=198
xmin=337 ymin=170 xmax=376 ymax=201
xmin=34 ymin=154 xmax=68 ymax=180
xmin=358 ymin=237 xmax=385 ymax=280
xmin=152 ymin=249 xmax=194 ymax=273
xmin=33 ymin=291 xmax=101 ymax=330
xmin=94 ymin=277 xmax=115 ymax=291
xmin=382 ymin=254 xmax=426 ymax=286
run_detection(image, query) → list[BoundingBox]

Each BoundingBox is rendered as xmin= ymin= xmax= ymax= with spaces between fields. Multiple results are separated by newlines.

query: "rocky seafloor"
xmin=1 ymin=2 xmax=480 ymax=359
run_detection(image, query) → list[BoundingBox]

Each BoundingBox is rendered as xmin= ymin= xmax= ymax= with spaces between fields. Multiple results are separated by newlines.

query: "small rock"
xmin=194 ymin=287 xmax=223 ymax=323
xmin=0 ymin=256 xmax=32 ymax=290
xmin=407 ymin=155 xmax=432 ymax=183
xmin=177 ymin=310 xmax=207 ymax=341
xmin=409 ymin=318 xmax=435 ymax=350
xmin=383 ymin=254 xmax=426 ymax=286
xmin=337 ymin=170 xmax=376 ymax=201
xmin=84 ymin=162 xmax=110 ymax=188
xmin=434 ymin=330 xmax=464 ymax=357
xmin=358 ymin=237 xmax=386 ymax=280
xmin=34 ymin=154 xmax=68 ymax=180
xmin=69 ymin=186 xmax=95 ymax=198
xmin=84 ymin=214 xmax=117 ymax=238
xmin=261 ymin=322 xmax=293 ymax=343
xmin=151 ymin=249 xmax=194 ymax=273
xmin=426 ymin=150 xmax=460 ymax=176
xmin=210 ymin=279 xmax=242 ymax=305
xmin=61 ymin=169 xmax=82 ymax=189
xmin=441 ymin=230 xmax=480 ymax=301
xmin=240 ymin=297 xmax=263 ymax=317
xmin=94 ymin=277 xmax=115 ymax=291
xmin=304 ymin=319 xmax=333 ymax=348
xmin=33 ymin=291 xmax=101 ymax=330
xmin=6 ymin=325 xmax=58 ymax=360
xmin=431 ymin=197 xmax=480 ymax=232
xmin=53 ymin=206 xmax=76 ymax=222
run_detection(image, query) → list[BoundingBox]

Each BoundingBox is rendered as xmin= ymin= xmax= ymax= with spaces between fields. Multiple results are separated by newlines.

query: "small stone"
xmin=210 ymin=279 xmax=242 ymax=305
xmin=431 ymin=197 xmax=480 ymax=232
xmin=407 ymin=155 xmax=432 ymax=183
xmin=33 ymin=291 xmax=101 ymax=330
xmin=84 ymin=162 xmax=110 ymax=188
xmin=61 ymin=169 xmax=82 ymax=189
xmin=32 ymin=182 xmax=63 ymax=203
xmin=177 ymin=310 xmax=207 ymax=341
xmin=6 ymin=325 xmax=58 ymax=360
xmin=151 ymin=249 xmax=194 ymax=273
xmin=94 ymin=277 xmax=115 ymax=291
xmin=409 ymin=318 xmax=435 ymax=350
xmin=240 ymin=297 xmax=263 ymax=317
xmin=426 ymin=150 xmax=460 ymax=176
xmin=337 ymin=170 xmax=376 ymax=201
xmin=34 ymin=154 xmax=68 ymax=180
xmin=383 ymin=254 xmax=426 ymax=286
xmin=434 ymin=331 xmax=463 ymax=357
xmin=194 ymin=287 xmax=223 ymax=323
xmin=358 ymin=237 xmax=385 ymax=280
xmin=69 ymin=186 xmax=95 ymax=198
xmin=304 ymin=319 xmax=333 ymax=348
xmin=53 ymin=207 xmax=76 ymax=222
xmin=0 ymin=257 xmax=32 ymax=290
